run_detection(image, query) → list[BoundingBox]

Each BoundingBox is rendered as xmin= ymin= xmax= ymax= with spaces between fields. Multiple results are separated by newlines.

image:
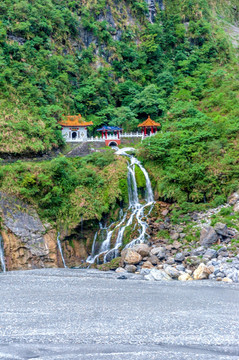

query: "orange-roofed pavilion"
xmin=137 ymin=115 xmax=161 ymax=136
xmin=59 ymin=114 xmax=93 ymax=127
xmin=59 ymin=114 xmax=93 ymax=142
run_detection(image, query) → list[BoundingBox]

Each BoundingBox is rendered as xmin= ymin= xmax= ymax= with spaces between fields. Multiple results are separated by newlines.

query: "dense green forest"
xmin=0 ymin=0 xmax=238 ymax=154
xmin=0 ymin=0 xmax=239 ymax=220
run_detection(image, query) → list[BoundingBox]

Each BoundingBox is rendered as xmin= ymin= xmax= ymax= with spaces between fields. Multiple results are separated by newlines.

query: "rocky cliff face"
xmin=146 ymin=0 xmax=164 ymax=23
xmin=0 ymin=192 xmax=63 ymax=271
xmin=0 ymin=192 xmax=98 ymax=271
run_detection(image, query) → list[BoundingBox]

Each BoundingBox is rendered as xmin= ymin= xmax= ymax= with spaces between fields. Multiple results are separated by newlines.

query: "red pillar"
xmin=105 ymin=130 xmax=107 ymax=139
xmin=151 ymin=126 xmax=153 ymax=134
xmin=101 ymin=130 xmax=104 ymax=139
xmin=144 ymin=127 xmax=147 ymax=136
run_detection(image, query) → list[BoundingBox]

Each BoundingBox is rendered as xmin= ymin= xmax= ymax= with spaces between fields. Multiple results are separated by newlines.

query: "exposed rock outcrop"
xmin=0 ymin=192 xmax=62 ymax=271
xmin=146 ymin=0 xmax=164 ymax=23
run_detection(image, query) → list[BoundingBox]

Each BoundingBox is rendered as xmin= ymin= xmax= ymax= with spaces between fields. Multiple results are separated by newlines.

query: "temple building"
xmin=59 ymin=113 xmax=159 ymax=145
xmin=137 ymin=115 xmax=161 ymax=137
xmin=59 ymin=114 xmax=93 ymax=142
xmin=96 ymin=126 xmax=123 ymax=146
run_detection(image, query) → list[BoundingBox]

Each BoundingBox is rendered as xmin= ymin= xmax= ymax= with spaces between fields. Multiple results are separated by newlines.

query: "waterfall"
xmin=86 ymin=230 xmax=99 ymax=264
xmin=57 ymin=233 xmax=67 ymax=268
xmin=0 ymin=234 xmax=6 ymax=273
xmin=87 ymin=147 xmax=154 ymax=264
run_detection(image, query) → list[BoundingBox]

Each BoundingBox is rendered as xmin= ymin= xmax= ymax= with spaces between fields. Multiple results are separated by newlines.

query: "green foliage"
xmin=135 ymin=165 xmax=146 ymax=188
xmin=0 ymin=0 xmax=238 ymax=227
xmin=97 ymin=256 xmax=121 ymax=270
xmin=0 ymin=0 xmax=236 ymax=155
xmin=119 ymin=178 xmax=128 ymax=203
xmin=210 ymin=209 xmax=239 ymax=229
xmin=0 ymin=152 xmax=128 ymax=225
xmin=141 ymin=64 xmax=239 ymax=206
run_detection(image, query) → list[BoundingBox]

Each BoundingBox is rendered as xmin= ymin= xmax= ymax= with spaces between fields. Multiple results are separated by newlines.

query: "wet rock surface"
xmin=0 ymin=268 xmax=238 ymax=360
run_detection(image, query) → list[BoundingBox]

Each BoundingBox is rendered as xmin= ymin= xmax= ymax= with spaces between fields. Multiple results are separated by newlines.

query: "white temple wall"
xmin=61 ymin=127 xmax=88 ymax=142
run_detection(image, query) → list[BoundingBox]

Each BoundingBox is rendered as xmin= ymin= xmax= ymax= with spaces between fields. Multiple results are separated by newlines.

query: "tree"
xmin=131 ymin=84 xmax=166 ymax=118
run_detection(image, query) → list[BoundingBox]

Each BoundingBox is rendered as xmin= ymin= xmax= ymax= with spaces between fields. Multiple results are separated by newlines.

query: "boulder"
xmin=176 ymin=264 xmax=185 ymax=272
xmin=222 ymin=277 xmax=233 ymax=283
xmin=125 ymin=264 xmax=137 ymax=273
xmin=151 ymin=246 xmax=165 ymax=256
xmin=186 ymin=256 xmax=201 ymax=267
xmin=191 ymin=246 xmax=205 ymax=256
xmin=145 ymin=268 xmax=172 ymax=281
xmin=148 ymin=255 xmax=159 ymax=265
xmin=170 ymin=232 xmax=180 ymax=241
xmin=164 ymin=265 xmax=180 ymax=279
xmin=142 ymin=261 xmax=154 ymax=269
xmin=228 ymin=192 xmax=239 ymax=205
xmin=215 ymin=271 xmax=225 ymax=278
xmin=175 ymin=253 xmax=185 ymax=262
xmin=233 ymin=202 xmax=239 ymax=213
xmin=122 ymin=249 xmax=142 ymax=265
xmin=140 ymin=268 xmax=151 ymax=275
xmin=115 ymin=267 xmax=126 ymax=273
xmin=133 ymin=244 xmax=150 ymax=257
xmin=193 ymin=263 xmax=212 ymax=280
xmin=178 ymin=273 xmax=193 ymax=281
xmin=203 ymin=248 xmax=217 ymax=260
xmin=166 ymin=257 xmax=175 ymax=265
xmin=214 ymin=223 xmax=228 ymax=237
xmin=172 ymin=241 xmax=181 ymax=250
xmin=157 ymin=249 xmax=166 ymax=260
xmin=218 ymin=247 xmax=228 ymax=258
xmin=218 ymin=251 xmax=228 ymax=258
xmin=200 ymin=226 xmax=218 ymax=247
xmin=151 ymin=246 xmax=166 ymax=260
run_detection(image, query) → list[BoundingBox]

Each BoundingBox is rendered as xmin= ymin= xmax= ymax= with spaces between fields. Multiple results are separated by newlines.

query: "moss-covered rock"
xmin=135 ymin=164 xmax=146 ymax=189
xmin=97 ymin=257 xmax=122 ymax=271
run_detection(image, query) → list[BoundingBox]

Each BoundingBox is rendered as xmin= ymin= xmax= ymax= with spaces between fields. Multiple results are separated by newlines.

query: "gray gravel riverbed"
xmin=0 ymin=269 xmax=239 ymax=360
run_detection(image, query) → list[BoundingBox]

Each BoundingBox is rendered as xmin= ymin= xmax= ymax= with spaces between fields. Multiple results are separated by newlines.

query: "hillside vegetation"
xmin=0 ymin=0 xmax=238 ymax=155
xmin=0 ymin=151 xmax=128 ymax=227
xmin=0 ymin=0 xmax=238 ymax=223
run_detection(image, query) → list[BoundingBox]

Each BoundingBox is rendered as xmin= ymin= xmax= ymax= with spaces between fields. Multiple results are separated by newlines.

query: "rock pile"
xmin=115 ymin=221 xmax=239 ymax=282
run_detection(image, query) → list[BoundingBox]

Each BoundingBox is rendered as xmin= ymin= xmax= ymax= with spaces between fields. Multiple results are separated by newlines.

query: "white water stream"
xmin=57 ymin=233 xmax=67 ymax=268
xmin=87 ymin=147 xmax=154 ymax=264
xmin=0 ymin=234 xmax=6 ymax=273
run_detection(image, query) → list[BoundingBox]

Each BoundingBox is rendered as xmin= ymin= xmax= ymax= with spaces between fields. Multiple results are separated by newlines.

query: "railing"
xmin=65 ymin=132 xmax=157 ymax=142
xmin=121 ymin=132 xmax=142 ymax=138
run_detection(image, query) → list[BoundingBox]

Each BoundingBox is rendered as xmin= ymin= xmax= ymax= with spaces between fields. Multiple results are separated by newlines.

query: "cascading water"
xmin=86 ymin=230 xmax=99 ymax=264
xmin=87 ymin=147 xmax=154 ymax=264
xmin=57 ymin=233 xmax=67 ymax=268
xmin=0 ymin=234 xmax=6 ymax=273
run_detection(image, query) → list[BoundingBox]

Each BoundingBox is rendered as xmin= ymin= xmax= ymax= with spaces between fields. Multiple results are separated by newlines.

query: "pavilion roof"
xmin=59 ymin=114 xmax=93 ymax=127
xmin=137 ymin=116 xmax=161 ymax=127
xmin=97 ymin=126 xmax=123 ymax=131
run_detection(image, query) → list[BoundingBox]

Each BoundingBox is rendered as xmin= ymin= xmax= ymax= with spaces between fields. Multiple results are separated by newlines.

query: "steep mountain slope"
xmin=139 ymin=1 xmax=239 ymax=210
xmin=0 ymin=0 xmax=238 ymax=155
